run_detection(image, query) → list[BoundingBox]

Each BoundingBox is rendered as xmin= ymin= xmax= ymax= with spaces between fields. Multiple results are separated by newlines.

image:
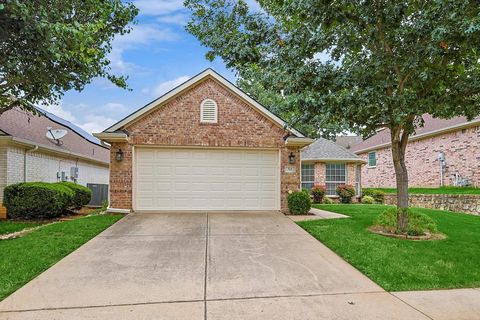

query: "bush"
xmin=361 ymin=195 xmax=375 ymax=204
xmin=336 ymin=184 xmax=356 ymax=203
xmin=310 ymin=184 xmax=326 ymax=204
xmin=322 ymin=197 xmax=334 ymax=204
xmin=374 ymin=207 xmax=438 ymax=236
xmin=57 ymin=182 xmax=92 ymax=209
xmin=4 ymin=182 xmax=74 ymax=219
xmin=362 ymin=189 xmax=386 ymax=204
xmin=287 ymin=191 xmax=312 ymax=215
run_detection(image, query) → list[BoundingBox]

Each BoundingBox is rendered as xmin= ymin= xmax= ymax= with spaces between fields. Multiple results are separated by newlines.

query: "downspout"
xmin=24 ymin=145 xmax=38 ymax=182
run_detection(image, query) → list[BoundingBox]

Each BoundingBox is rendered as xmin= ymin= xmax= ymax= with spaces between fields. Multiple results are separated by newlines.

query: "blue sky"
xmin=42 ymin=0 xmax=252 ymax=134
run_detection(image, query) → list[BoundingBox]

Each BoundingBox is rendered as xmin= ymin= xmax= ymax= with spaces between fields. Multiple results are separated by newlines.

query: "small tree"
xmin=0 ymin=0 xmax=138 ymax=114
xmin=186 ymin=0 xmax=480 ymax=230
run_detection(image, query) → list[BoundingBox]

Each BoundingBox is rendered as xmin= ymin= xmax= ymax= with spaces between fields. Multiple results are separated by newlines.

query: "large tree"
xmin=0 ymin=0 xmax=138 ymax=114
xmin=186 ymin=0 xmax=480 ymax=230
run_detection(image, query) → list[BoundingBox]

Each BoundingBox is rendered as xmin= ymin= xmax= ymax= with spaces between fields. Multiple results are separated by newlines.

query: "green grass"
xmin=364 ymin=186 xmax=480 ymax=195
xmin=0 ymin=214 xmax=122 ymax=300
xmin=0 ymin=221 xmax=42 ymax=235
xmin=298 ymin=204 xmax=480 ymax=291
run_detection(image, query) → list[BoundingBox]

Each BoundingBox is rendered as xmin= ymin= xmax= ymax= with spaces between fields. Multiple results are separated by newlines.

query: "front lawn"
xmin=0 ymin=221 xmax=42 ymax=235
xmin=298 ymin=204 xmax=480 ymax=291
xmin=364 ymin=186 xmax=480 ymax=195
xmin=0 ymin=214 xmax=122 ymax=300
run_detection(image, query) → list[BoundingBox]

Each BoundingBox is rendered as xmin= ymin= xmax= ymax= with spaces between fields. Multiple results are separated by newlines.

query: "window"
xmin=200 ymin=99 xmax=218 ymax=123
xmin=301 ymin=163 xmax=314 ymax=190
xmin=368 ymin=151 xmax=377 ymax=167
xmin=325 ymin=163 xmax=346 ymax=196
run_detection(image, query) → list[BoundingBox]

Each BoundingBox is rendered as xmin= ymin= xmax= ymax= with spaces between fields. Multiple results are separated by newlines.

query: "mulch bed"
xmin=368 ymin=226 xmax=446 ymax=241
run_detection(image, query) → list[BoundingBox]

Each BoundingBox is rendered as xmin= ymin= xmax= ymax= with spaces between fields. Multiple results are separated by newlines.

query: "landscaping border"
xmin=384 ymin=194 xmax=480 ymax=215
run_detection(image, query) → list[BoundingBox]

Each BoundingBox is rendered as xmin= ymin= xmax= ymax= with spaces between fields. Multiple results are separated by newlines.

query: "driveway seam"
xmin=387 ymin=292 xmax=434 ymax=320
xmin=204 ymin=212 xmax=209 ymax=320
xmin=0 ymin=290 xmax=391 ymax=314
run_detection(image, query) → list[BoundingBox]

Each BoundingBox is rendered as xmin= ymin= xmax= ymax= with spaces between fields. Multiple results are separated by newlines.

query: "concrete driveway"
xmin=0 ymin=211 xmax=430 ymax=319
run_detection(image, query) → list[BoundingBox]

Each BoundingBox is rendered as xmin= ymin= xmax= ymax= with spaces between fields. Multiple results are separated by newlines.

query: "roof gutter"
xmin=285 ymin=137 xmax=315 ymax=148
xmin=0 ymin=136 xmax=109 ymax=166
xmin=301 ymin=158 xmax=367 ymax=164
xmin=93 ymin=132 xmax=129 ymax=143
xmin=353 ymin=118 xmax=480 ymax=154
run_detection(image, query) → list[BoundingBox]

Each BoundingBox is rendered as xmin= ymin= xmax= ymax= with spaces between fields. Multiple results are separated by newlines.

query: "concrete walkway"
xmin=288 ymin=207 xmax=349 ymax=221
xmin=0 ymin=211 xmax=476 ymax=319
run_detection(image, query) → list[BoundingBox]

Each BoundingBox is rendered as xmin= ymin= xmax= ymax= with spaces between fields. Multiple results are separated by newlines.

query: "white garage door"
xmin=134 ymin=148 xmax=280 ymax=211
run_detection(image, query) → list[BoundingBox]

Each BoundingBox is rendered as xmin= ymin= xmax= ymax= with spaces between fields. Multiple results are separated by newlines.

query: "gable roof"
xmin=301 ymin=138 xmax=364 ymax=162
xmin=351 ymin=114 xmax=480 ymax=153
xmin=0 ymin=107 xmax=109 ymax=164
xmin=103 ymin=68 xmax=304 ymax=137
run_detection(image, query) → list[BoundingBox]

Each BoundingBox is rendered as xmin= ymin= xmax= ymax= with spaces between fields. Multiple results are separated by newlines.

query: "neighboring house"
xmin=300 ymin=138 xmax=365 ymax=197
xmin=334 ymin=135 xmax=363 ymax=150
xmin=94 ymin=69 xmax=313 ymax=213
xmin=0 ymin=107 xmax=110 ymax=218
xmin=351 ymin=114 xmax=480 ymax=188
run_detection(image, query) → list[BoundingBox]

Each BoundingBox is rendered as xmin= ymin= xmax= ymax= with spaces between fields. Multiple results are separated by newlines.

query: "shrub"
xmin=287 ymin=191 xmax=312 ymax=215
xmin=336 ymin=184 xmax=356 ymax=203
xmin=4 ymin=182 xmax=74 ymax=219
xmin=361 ymin=195 xmax=375 ymax=204
xmin=362 ymin=189 xmax=386 ymax=204
xmin=57 ymin=182 xmax=92 ymax=209
xmin=322 ymin=197 xmax=334 ymax=204
xmin=310 ymin=184 xmax=326 ymax=204
xmin=374 ymin=207 xmax=438 ymax=236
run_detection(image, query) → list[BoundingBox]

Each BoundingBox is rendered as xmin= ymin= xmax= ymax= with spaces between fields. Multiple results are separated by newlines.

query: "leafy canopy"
xmin=186 ymin=0 xmax=480 ymax=138
xmin=0 ymin=0 xmax=138 ymax=113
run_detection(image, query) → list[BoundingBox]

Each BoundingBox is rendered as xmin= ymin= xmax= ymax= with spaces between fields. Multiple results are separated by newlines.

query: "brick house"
xmin=94 ymin=69 xmax=313 ymax=213
xmin=351 ymin=114 xmax=480 ymax=188
xmin=0 ymin=107 xmax=110 ymax=218
xmin=300 ymin=138 xmax=365 ymax=197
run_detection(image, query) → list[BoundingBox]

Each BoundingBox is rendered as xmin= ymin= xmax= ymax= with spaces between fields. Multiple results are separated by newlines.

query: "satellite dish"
xmin=46 ymin=129 xmax=68 ymax=142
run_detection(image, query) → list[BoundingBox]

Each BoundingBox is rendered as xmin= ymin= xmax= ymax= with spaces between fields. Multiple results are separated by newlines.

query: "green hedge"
xmin=57 ymin=182 xmax=92 ymax=209
xmin=4 ymin=182 xmax=75 ymax=219
xmin=287 ymin=190 xmax=312 ymax=215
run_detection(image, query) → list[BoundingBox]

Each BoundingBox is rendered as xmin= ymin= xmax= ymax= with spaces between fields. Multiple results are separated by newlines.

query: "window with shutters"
xmin=200 ymin=99 xmax=218 ymax=123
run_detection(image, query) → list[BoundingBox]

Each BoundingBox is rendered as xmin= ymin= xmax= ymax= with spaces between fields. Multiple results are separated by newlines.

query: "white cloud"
xmin=134 ymin=0 xmax=184 ymax=16
xmin=80 ymin=115 xmax=117 ymax=134
xmin=109 ymin=24 xmax=178 ymax=73
xmin=39 ymin=103 xmax=78 ymax=123
xmin=152 ymin=75 xmax=190 ymax=96
xmin=40 ymin=102 xmax=122 ymax=134
xmin=157 ymin=13 xmax=189 ymax=25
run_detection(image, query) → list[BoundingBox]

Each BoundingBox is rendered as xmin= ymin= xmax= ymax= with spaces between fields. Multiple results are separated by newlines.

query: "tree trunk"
xmin=390 ymin=125 xmax=410 ymax=232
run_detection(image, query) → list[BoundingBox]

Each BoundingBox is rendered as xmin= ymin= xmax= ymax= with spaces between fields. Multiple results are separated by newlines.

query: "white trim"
xmin=0 ymin=136 xmax=109 ymax=167
xmin=285 ymin=137 xmax=314 ymax=147
xmin=301 ymin=158 xmax=366 ymax=163
xmin=104 ymin=69 xmax=305 ymax=137
xmin=200 ymin=99 xmax=218 ymax=123
xmin=106 ymin=207 xmax=130 ymax=214
xmin=354 ymin=119 xmax=480 ymax=154
xmin=93 ymin=132 xmax=128 ymax=142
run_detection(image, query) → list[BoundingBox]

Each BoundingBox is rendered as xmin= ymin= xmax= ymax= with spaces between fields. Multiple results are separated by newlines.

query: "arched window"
xmin=200 ymin=99 xmax=218 ymax=123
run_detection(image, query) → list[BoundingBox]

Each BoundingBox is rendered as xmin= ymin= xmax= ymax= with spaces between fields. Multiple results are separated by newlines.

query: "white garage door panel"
xmin=134 ymin=148 xmax=280 ymax=211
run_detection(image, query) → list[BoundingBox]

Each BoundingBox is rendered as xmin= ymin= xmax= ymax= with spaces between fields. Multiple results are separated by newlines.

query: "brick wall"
xmin=358 ymin=125 xmax=480 ymax=188
xmin=109 ymin=77 xmax=301 ymax=212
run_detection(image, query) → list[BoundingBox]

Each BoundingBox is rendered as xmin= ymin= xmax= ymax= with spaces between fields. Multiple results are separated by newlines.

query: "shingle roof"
xmin=350 ymin=114 xmax=480 ymax=153
xmin=301 ymin=138 xmax=364 ymax=162
xmin=0 ymin=107 xmax=109 ymax=163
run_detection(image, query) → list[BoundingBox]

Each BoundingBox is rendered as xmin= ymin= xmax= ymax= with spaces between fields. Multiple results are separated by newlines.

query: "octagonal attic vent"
xmin=200 ymin=99 xmax=218 ymax=123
